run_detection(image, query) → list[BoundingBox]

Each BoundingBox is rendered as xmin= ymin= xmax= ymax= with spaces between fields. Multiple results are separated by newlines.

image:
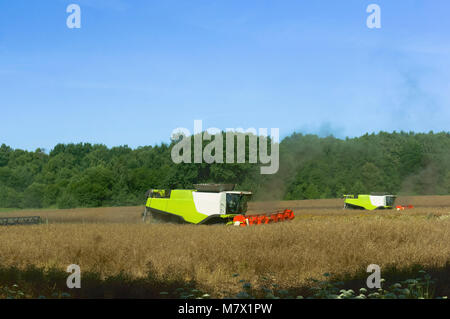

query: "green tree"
xmin=22 ymin=183 xmax=46 ymax=208
xmin=64 ymin=167 xmax=115 ymax=207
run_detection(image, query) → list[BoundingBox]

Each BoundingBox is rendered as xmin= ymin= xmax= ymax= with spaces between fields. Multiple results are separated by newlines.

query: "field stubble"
xmin=0 ymin=195 xmax=449 ymax=298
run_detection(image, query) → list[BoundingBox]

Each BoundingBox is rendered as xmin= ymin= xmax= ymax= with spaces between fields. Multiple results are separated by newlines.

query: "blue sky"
xmin=0 ymin=0 xmax=449 ymax=151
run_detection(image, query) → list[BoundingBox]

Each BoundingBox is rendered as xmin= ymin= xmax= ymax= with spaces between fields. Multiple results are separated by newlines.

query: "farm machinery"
xmin=143 ymin=184 xmax=295 ymax=226
xmin=343 ymin=194 xmax=397 ymax=210
xmin=0 ymin=216 xmax=42 ymax=226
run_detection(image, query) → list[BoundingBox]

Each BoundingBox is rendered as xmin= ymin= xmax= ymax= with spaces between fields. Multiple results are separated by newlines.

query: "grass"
xmin=0 ymin=195 xmax=449 ymax=299
xmin=0 ymin=208 xmax=21 ymax=213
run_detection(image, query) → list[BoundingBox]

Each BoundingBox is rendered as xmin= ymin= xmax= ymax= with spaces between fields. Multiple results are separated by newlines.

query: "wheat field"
xmin=0 ymin=195 xmax=449 ymax=298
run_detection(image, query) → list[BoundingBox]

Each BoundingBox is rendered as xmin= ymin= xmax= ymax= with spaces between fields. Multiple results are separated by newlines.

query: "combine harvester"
xmin=343 ymin=193 xmax=413 ymax=211
xmin=343 ymin=194 xmax=397 ymax=210
xmin=143 ymin=184 xmax=294 ymax=226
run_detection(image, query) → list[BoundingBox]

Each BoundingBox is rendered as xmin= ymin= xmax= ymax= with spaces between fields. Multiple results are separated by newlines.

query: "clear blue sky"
xmin=0 ymin=0 xmax=449 ymax=151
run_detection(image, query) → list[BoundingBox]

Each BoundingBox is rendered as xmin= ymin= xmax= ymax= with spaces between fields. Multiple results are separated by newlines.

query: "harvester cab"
xmin=343 ymin=194 xmax=396 ymax=210
xmin=143 ymin=184 xmax=252 ymax=225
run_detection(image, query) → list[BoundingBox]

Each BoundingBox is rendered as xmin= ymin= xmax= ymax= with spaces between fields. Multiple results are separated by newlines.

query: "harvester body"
xmin=144 ymin=185 xmax=252 ymax=225
xmin=343 ymin=194 xmax=396 ymax=210
xmin=143 ymin=184 xmax=295 ymax=226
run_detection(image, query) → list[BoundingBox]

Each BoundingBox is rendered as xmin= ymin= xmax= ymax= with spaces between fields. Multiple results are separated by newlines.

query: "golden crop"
xmin=0 ymin=195 xmax=449 ymax=298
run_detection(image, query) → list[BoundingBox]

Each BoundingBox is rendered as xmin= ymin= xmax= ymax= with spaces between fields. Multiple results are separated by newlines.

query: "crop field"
xmin=0 ymin=195 xmax=450 ymax=299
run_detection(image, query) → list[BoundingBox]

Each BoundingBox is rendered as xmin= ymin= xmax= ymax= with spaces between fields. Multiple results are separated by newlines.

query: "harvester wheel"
xmin=143 ymin=207 xmax=162 ymax=224
xmin=142 ymin=207 xmax=155 ymax=223
xmin=146 ymin=213 xmax=156 ymax=224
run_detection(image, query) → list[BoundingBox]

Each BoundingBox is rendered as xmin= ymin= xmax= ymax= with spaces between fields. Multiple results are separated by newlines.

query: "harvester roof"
xmin=194 ymin=183 xmax=235 ymax=192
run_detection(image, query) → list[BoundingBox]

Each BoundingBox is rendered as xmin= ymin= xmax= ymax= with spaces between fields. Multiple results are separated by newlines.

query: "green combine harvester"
xmin=143 ymin=184 xmax=252 ymax=225
xmin=143 ymin=184 xmax=295 ymax=226
xmin=343 ymin=194 xmax=396 ymax=210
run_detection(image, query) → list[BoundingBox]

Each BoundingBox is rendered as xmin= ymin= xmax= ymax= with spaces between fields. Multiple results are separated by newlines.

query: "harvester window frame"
xmin=147 ymin=189 xmax=171 ymax=199
xmin=226 ymin=193 xmax=250 ymax=214
xmin=385 ymin=195 xmax=396 ymax=207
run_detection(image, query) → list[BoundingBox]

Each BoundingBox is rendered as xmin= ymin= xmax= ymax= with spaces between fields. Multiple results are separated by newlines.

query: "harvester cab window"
xmin=385 ymin=196 xmax=396 ymax=206
xmin=226 ymin=194 xmax=250 ymax=214
xmin=147 ymin=189 xmax=171 ymax=199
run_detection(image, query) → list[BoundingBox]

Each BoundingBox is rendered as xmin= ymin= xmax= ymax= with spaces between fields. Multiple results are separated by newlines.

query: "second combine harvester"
xmin=143 ymin=184 xmax=295 ymax=226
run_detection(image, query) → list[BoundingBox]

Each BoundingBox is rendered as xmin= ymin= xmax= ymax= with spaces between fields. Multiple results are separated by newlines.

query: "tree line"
xmin=0 ymin=131 xmax=449 ymax=209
